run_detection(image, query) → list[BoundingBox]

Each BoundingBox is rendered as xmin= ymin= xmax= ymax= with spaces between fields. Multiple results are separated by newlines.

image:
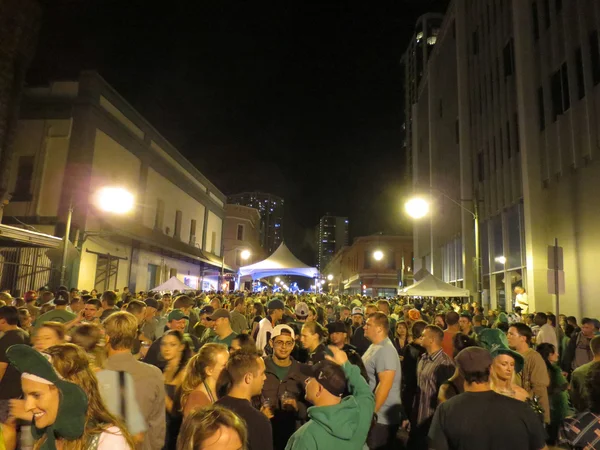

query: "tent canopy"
xmin=400 ymin=271 xmax=470 ymax=297
xmin=153 ymin=276 xmax=192 ymax=292
xmin=239 ymin=243 xmax=318 ymax=280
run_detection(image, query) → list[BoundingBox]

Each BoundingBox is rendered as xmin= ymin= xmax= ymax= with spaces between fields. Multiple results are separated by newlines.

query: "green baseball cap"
xmin=168 ymin=309 xmax=189 ymax=321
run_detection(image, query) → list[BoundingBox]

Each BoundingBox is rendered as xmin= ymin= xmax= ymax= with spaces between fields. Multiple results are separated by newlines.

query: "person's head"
xmin=351 ymin=307 xmax=364 ymax=326
xmin=226 ymin=350 xmax=266 ymax=396
xmin=421 ymin=325 xmax=444 ymax=353
xmin=339 ymin=306 xmax=351 ymax=321
xmin=180 ymin=344 xmax=230 ymax=408
xmin=452 ymin=333 xmax=479 ymax=359
xmin=267 ymin=299 xmax=285 ymax=321
xmin=534 ymin=312 xmax=548 ymax=327
xmin=0 ymin=305 xmax=19 ymax=332
xmin=34 ymin=322 xmax=66 ymax=352
xmin=507 ymin=323 xmax=533 ymax=351
xmin=395 ymin=321 xmax=409 ymax=339
xmin=326 ymin=321 xmax=348 ymax=348
xmin=210 ymin=297 xmax=222 ymax=310
xmin=456 ymin=347 xmax=492 ymax=387
xmin=230 ymin=334 xmax=256 ymax=354
xmin=445 ymin=311 xmax=459 ymax=328
xmin=325 ymin=304 xmax=334 ymax=316
xmin=567 ymin=315 xmax=578 ymax=326
xmin=209 ymin=309 xmax=232 ymax=336
xmin=270 ymin=325 xmax=296 ymax=359
xmin=168 ymin=309 xmax=189 ymax=332
xmin=70 ymin=323 xmax=104 ymax=367
xmin=411 ymin=320 xmax=428 ymax=345
xmin=473 ymin=314 xmax=483 ymax=327
xmin=582 ymin=318 xmax=596 ymax=338
xmin=103 ymin=311 xmax=139 ymax=351
xmin=547 ymin=313 xmax=557 ymax=327
xmin=364 ymin=312 xmax=389 ymax=344
xmin=68 ymin=295 xmax=83 ymax=313
xmin=590 ymin=336 xmax=600 ymax=358
xmin=514 ymin=286 xmax=525 ymax=295
xmin=39 ymin=290 xmax=54 ymax=305
xmin=303 ymin=360 xmax=346 ymax=407
xmin=300 ymin=321 xmax=327 ymax=352
xmin=162 ymin=293 xmax=173 ymax=309
xmin=125 ymin=300 xmax=147 ymax=324
xmin=536 ymin=343 xmax=559 ymax=367
xmin=234 ymin=297 xmax=245 ymax=313
xmin=161 ymin=329 xmax=193 ymax=364
xmin=24 ymin=290 xmax=37 ymax=304
xmin=459 ymin=313 xmax=473 ymax=333
xmin=377 ymin=300 xmax=390 ymax=315
xmin=176 ymin=406 xmax=247 ymax=450
xmin=18 ymin=307 xmax=32 ymax=328
xmin=307 ymin=306 xmax=317 ymax=323
xmin=174 ymin=295 xmax=194 ymax=313
xmin=586 ymin=362 xmax=600 ymax=414
xmin=252 ymin=302 xmax=264 ymax=317
xmin=434 ymin=313 xmax=447 ymax=329
xmin=83 ymin=298 xmax=102 ymax=321
xmin=101 ymin=290 xmax=117 ymax=309
xmin=143 ymin=298 xmax=159 ymax=319
xmin=365 ymin=303 xmax=378 ymax=316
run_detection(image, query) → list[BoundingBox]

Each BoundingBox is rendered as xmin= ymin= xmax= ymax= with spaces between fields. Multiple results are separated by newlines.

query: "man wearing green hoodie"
xmin=285 ymin=345 xmax=375 ymax=450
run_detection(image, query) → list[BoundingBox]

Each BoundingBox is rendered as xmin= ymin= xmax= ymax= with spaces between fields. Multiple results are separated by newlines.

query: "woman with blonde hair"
xmin=7 ymin=343 xmax=135 ymax=449
xmin=177 ymin=406 xmax=247 ymax=450
xmin=178 ymin=343 xmax=230 ymax=417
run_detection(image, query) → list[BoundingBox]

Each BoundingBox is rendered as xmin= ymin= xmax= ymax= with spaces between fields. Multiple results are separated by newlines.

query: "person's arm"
xmin=530 ymin=357 xmax=551 ymax=423
xmin=327 ymin=346 xmax=375 ymax=413
xmin=124 ymin=373 xmax=147 ymax=438
xmin=373 ymin=370 xmax=395 ymax=413
xmin=427 ymin=406 xmax=449 ymax=450
xmin=0 ymin=362 xmax=7 ymax=383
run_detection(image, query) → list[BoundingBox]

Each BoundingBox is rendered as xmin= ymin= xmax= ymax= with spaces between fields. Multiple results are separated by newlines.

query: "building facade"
xmin=317 ymin=214 xmax=349 ymax=272
xmin=409 ymin=0 xmax=600 ymax=317
xmin=223 ymin=204 xmax=265 ymax=271
xmin=323 ymin=235 xmax=413 ymax=297
xmin=227 ymin=192 xmax=284 ymax=254
xmin=3 ymin=71 xmax=228 ymax=292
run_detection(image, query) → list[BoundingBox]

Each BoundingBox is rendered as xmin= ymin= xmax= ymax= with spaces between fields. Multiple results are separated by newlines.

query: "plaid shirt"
xmin=560 ymin=412 xmax=600 ymax=449
xmin=416 ymin=348 xmax=455 ymax=425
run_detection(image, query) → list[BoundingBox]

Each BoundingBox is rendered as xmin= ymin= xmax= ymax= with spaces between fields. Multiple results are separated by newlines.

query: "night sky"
xmin=29 ymin=0 xmax=448 ymax=263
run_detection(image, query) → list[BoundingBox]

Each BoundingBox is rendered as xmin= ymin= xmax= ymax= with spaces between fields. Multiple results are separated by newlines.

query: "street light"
xmin=373 ymin=250 xmax=384 ymax=261
xmin=495 ymin=256 xmax=506 ymax=265
xmin=404 ymin=197 xmax=430 ymax=219
xmin=327 ymin=274 xmax=333 ymax=281
xmin=61 ymin=186 xmax=135 ymax=286
xmin=275 ymin=277 xmax=281 ymax=283
xmin=240 ymin=249 xmax=251 ymax=261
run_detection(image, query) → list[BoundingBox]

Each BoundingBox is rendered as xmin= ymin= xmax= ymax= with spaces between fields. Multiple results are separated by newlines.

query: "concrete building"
xmin=3 ymin=71 xmax=229 ymax=292
xmin=409 ymin=0 xmax=600 ymax=317
xmin=402 ymin=13 xmax=444 ymax=181
xmin=0 ymin=0 xmax=42 ymax=216
xmin=227 ymin=192 xmax=284 ymax=254
xmin=223 ymin=204 xmax=265 ymax=271
xmin=317 ymin=214 xmax=349 ymax=272
xmin=323 ymin=235 xmax=413 ymax=297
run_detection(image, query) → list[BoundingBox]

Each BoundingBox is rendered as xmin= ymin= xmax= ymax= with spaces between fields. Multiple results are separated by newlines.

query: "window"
xmin=537 ymin=86 xmax=546 ymax=131
xmin=575 ymin=47 xmax=585 ymax=99
xmin=237 ymin=224 xmax=244 ymax=241
xmin=532 ymin=2 xmax=540 ymax=41
xmin=236 ymin=250 xmax=242 ymax=267
xmin=503 ymin=39 xmax=515 ymax=78
xmin=543 ymin=0 xmax=550 ymax=28
xmin=13 ymin=156 xmax=34 ymax=200
xmin=561 ymin=62 xmax=570 ymax=111
xmin=551 ymin=62 xmax=570 ymax=120
xmin=489 ymin=142 xmax=495 ymax=172
xmin=210 ymin=231 xmax=217 ymax=254
xmin=514 ymin=113 xmax=520 ymax=153
xmin=190 ymin=219 xmax=197 ymax=244
xmin=590 ymin=31 xmax=600 ymax=86
xmin=154 ymin=199 xmax=165 ymax=230
xmin=174 ymin=210 xmax=182 ymax=239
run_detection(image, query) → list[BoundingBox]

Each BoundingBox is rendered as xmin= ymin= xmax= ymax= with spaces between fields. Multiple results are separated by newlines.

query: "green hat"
xmin=478 ymin=328 xmax=524 ymax=373
xmin=7 ymin=344 xmax=88 ymax=450
xmin=168 ymin=309 xmax=189 ymax=321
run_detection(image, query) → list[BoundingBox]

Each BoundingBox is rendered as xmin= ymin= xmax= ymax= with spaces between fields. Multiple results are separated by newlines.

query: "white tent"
xmin=152 ymin=276 xmax=192 ymax=292
xmin=400 ymin=271 xmax=470 ymax=297
xmin=239 ymin=243 xmax=318 ymax=279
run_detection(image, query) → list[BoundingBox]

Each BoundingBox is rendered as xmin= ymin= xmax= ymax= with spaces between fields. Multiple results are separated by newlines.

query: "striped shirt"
xmin=416 ymin=348 xmax=455 ymax=425
xmin=560 ymin=412 xmax=600 ymax=449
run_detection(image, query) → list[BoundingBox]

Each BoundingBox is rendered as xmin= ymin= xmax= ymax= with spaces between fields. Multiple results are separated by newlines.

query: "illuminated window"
xmin=427 ymin=36 xmax=437 ymax=45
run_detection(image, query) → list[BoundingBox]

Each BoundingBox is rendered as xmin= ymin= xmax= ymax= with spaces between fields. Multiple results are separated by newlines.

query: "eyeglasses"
xmin=273 ymin=340 xmax=295 ymax=348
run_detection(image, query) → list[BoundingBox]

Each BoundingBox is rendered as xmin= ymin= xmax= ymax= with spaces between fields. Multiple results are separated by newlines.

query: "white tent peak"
xmin=401 ymin=270 xmax=470 ymax=297
xmin=152 ymin=276 xmax=192 ymax=292
xmin=239 ymin=242 xmax=318 ymax=279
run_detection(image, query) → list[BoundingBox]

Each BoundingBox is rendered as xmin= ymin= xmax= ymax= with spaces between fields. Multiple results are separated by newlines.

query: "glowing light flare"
xmin=327 ymin=274 xmax=334 ymax=281
xmin=404 ymin=197 xmax=430 ymax=219
xmin=241 ymin=250 xmax=251 ymax=260
xmin=373 ymin=250 xmax=384 ymax=261
xmin=96 ymin=187 xmax=134 ymax=214
xmin=495 ymin=256 xmax=507 ymax=265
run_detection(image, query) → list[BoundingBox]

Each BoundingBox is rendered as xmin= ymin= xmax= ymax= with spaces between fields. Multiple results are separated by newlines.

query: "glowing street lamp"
xmin=241 ymin=249 xmax=251 ymax=261
xmin=404 ymin=197 xmax=430 ymax=219
xmin=373 ymin=250 xmax=384 ymax=261
xmin=495 ymin=256 xmax=507 ymax=265
xmin=275 ymin=277 xmax=281 ymax=283
xmin=327 ymin=274 xmax=334 ymax=281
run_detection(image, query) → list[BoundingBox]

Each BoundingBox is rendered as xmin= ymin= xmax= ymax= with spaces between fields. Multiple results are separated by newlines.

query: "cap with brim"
xmin=271 ymin=324 xmax=295 ymax=340
xmin=300 ymin=360 xmax=346 ymax=397
xmin=168 ymin=309 xmax=189 ymax=321
xmin=7 ymin=345 xmax=88 ymax=450
xmin=267 ymin=299 xmax=285 ymax=310
xmin=199 ymin=305 xmax=214 ymax=316
xmin=144 ymin=298 xmax=159 ymax=309
xmin=295 ymin=302 xmax=309 ymax=318
xmin=455 ymin=347 xmax=493 ymax=375
xmin=478 ymin=328 xmax=524 ymax=373
xmin=351 ymin=307 xmax=364 ymax=316
xmin=209 ymin=308 xmax=230 ymax=320
xmin=326 ymin=321 xmax=347 ymax=334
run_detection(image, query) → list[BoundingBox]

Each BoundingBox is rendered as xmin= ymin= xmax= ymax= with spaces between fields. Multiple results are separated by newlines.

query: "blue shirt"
xmin=362 ymin=337 xmax=402 ymax=425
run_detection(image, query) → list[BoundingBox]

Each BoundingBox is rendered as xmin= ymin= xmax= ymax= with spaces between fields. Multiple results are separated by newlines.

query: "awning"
xmin=239 ymin=242 xmax=318 ymax=279
xmin=400 ymin=270 xmax=470 ymax=297
xmin=0 ymin=224 xmax=62 ymax=248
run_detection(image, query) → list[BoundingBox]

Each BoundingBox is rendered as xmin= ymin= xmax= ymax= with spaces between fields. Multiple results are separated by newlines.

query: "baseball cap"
xmin=351 ymin=306 xmax=364 ymax=316
xmin=300 ymin=360 xmax=346 ymax=397
xmin=267 ymin=299 xmax=285 ymax=310
xmin=271 ymin=324 xmax=295 ymax=340
xmin=455 ymin=347 xmax=493 ymax=375
xmin=326 ymin=321 xmax=347 ymax=334
xmin=295 ymin=302 xmax=309 ymax=318
xmin=167 ymin=309 xmax=189 ymax=321
xmin=144 ymin=298 xmax=159 ymax=309
xmin=209 ymin=308 xmax=231 ymax=320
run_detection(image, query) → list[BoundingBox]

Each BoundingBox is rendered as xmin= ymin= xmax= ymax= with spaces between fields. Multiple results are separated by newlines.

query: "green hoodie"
xmin=285 ymin=361 xmax=375 ymax=450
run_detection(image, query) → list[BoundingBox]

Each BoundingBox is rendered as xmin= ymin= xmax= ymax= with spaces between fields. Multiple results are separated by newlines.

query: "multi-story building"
xmin=317 ymin=214 xmax=349 ymax=272
xmin=401 ymin=13 xmax=444 ymax=181
xmin=223 ymin=204 xmax=265 ymax=271
xmin=409 ymin=0 xmax=600 ymax=317
xmin=227 ymin=192 xmax=284 ymax=254
xmin=3 ymin=71 xmax=228 ymax=292
xmin=323 ymin=235 xmax=413 ymax=297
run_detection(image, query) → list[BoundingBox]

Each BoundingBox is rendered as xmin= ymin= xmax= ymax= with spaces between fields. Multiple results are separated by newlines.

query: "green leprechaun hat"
xmin=478 ymin=328 xmax=524 ymax=373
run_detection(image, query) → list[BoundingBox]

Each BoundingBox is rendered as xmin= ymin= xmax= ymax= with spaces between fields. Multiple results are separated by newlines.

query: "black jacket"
xmin=262 ymin=357 xmax=309 ymax=450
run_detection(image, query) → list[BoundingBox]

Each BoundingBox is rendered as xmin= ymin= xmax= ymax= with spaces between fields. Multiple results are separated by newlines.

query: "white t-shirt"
xmin=255 ymin=317 xmax=274 ymax=356
xmin=515 ymin=292 xmax=529 ymax=314
xmin=97 ymin=426 xmax=130 ymax=449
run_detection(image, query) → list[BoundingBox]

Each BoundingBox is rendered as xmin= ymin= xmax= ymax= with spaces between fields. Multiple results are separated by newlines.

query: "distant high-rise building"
xmin=228 ymin=192 xmax=284 ymax=254
xmin=401 ymin=13 xmax=444 ymax=181
xmin=317 ymin=215 xmax=349 ymax=272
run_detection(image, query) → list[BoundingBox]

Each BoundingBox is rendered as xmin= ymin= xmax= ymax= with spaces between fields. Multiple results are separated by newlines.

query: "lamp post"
xmin=404 ymin=189 xmax=481 ymax=306
xmin=60 ymin=187 xmax=135 ymax=286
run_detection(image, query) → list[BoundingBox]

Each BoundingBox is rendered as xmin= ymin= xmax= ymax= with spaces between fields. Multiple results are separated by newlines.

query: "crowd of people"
xmin=0 ymin=285 xmax=599 ymax=450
